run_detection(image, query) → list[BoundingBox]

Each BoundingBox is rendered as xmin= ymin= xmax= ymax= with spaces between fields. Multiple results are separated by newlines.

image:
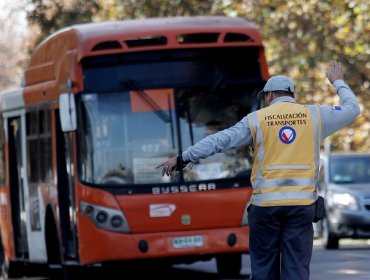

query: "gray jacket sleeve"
xmin=319 ymin=80 xmax=361 ymax=140
xmin=182 ymin=116 xmax=253 ymax=162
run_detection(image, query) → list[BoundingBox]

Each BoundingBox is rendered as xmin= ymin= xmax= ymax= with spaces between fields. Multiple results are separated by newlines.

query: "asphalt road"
xmin=2 ymin=239 xmax=370 ymax=279
xmin=310 ymin=239 xmax=370 ymax=280
xmin=174 ymin=239 xmax=370 ymax=280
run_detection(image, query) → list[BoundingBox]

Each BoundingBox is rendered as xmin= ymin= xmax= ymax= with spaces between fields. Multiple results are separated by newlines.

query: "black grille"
xmin=124 ymin=36 xmax=167 ymax=48
xmin=224 ymin=33 xmax=254 ymax=42
xmin=177 ymin=33 xmax=219 ymax=44
xmin=92 ymin=41 xmax=122 ymax=51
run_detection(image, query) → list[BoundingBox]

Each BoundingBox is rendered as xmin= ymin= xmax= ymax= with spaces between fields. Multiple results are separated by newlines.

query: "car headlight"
xmin=331 ymin=192 xmax=359 ymax=210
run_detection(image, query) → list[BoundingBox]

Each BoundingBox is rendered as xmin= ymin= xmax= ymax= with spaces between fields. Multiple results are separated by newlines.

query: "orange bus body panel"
xmin=0 ymin=189 xmax=14 ymax=259
xmin=78 ymin=216 xmax=249 ymax=264
xmin=116 ymin=189 xmax=250 ymax=233
xmin=76 ymin=183 xmax=252 ymax=264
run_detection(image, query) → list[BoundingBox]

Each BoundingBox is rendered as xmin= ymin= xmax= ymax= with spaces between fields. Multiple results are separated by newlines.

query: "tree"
xmin=27 ymin=0 xmax=100 ymax=47
xmin=95 ymin=0 xmax=226 ymax=20
xmin=24 ymin=0 xmax=370 ymax=151
xmin=228 ymin=0 xmax=369 ymax=151
xmin=0 ymin=0 xmax=28 ymax=89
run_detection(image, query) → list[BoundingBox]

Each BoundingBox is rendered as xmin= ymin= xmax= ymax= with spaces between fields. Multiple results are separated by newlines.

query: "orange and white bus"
xmin=0 ymin=16 xmax=269 ymax=278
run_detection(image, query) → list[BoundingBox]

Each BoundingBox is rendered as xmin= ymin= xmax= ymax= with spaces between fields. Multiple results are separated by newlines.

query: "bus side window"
xmin=26 ymin=109 xmax=52 ymax=231
xmin=26 ymin=110 xmax=52 ymax=184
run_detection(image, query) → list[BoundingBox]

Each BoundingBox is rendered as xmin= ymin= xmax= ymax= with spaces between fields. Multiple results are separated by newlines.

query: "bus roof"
xmin=15 ymin=16 xmax=267 ymax=105
xmin=29 ymin=16 xmax=264 ymax=68
xmin=72 ymin=16 xmax=258 ymax=35
xmin=48 ymin=16 xmax=260 ymax=44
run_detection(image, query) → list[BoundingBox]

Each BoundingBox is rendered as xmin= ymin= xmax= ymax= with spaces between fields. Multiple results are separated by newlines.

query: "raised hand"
xmin=326 ymin=61 xmax=344 ymax=84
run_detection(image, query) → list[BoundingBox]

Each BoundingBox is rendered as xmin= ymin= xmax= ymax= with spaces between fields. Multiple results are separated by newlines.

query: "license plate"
xmin=172 ymin=235 xmax=204 ymax=249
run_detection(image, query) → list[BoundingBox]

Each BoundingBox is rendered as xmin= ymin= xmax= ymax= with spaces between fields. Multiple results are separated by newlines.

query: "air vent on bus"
xmin=224 ymin=33 xmax=254 ymax=43
xmin=92 ymin=40 xmax=123 ymax=51
xmin=124 ymin=36 xmax=167 ymax=48
xmin=177 ymin=33 xmax=219 ymax=44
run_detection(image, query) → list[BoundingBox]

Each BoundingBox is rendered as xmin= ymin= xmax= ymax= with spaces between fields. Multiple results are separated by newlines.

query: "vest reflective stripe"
xmin=249 ymin=112 xmax=264 ymax=183
xmin=252 ymin=190 xmax=318 ymax=203
xmin=247 ymin=102 xmax=321 ymax=206
xmin=253 ymin=177 xmax=318 ymax=189
xmin=265 ymin=164 xmax=311 ymax=170
xmin=253 ymin=186 xmax=316 ymax=194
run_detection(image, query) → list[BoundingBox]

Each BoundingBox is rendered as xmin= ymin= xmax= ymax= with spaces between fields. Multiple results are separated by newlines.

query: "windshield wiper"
xmin=125 ymin=80 xmax=175 ymax=148
xmin=125 ymin=80 xmax=171 ymax=123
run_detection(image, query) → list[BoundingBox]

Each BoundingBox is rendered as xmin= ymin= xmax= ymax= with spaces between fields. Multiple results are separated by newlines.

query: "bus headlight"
xmin=80 ymin=201 xmax=130 ymax=233
xmin=96 ymin=211 xmax=108 ymax=223
xmin=111 ymin=215 xmax=124 ymax=228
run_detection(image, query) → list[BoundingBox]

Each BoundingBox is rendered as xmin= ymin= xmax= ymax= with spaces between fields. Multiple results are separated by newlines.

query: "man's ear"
xmin=265 ymin=91 xmax=272 ymax=101
xmin=265 ymin=91 xmax=275 ymax=105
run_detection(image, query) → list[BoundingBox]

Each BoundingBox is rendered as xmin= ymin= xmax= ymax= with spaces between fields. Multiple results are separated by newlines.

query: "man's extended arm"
xmin=157 ymin=117 xmax=253 ymax=176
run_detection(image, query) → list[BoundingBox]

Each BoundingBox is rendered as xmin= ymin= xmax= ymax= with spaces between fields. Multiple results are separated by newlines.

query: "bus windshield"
xmin=78 ymin=47 xmax=263 ymax=187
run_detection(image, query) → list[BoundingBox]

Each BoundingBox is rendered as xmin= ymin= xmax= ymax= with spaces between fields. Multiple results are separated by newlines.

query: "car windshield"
xmin=329 ymin=156 xmax=370 ymax=184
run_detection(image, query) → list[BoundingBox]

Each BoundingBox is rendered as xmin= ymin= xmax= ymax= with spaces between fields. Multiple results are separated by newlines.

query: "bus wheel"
xmin=216 ymin=253 xmax=242 ymax=277
xmin=0 ymin=236 xmax=5 ymax=279
xmin=0 ymin=258 xmax=7 ymax=279
xmin=0 ymin=235 xmax=24 ymax=279
xmin=1 ymin=260 xmax=25 ymax=279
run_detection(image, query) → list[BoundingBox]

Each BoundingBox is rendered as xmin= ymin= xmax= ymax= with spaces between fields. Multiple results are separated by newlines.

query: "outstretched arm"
xmin=157 ymin=116 xmax=253 ymax=176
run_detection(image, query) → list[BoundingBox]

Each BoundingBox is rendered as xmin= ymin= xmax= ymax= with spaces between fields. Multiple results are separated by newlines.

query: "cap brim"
xmin=257 ymin=90 xmax=265 ymax=100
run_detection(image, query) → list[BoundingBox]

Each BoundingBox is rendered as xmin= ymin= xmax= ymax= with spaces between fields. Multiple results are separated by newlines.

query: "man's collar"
xmin=271 ymin=96 xmax=297 ymax=104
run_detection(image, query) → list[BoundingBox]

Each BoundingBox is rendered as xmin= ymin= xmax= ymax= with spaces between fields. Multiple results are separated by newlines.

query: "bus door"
xmin=55 ymin=110 xmax=78 ymax=261
xmin=7 ymin=115 xmax=28 ymax=258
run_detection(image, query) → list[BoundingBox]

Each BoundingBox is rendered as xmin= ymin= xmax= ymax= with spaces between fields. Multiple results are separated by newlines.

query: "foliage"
xmin=0 ymin=0 xmax=27 ymax=89
xmin=231 ymin=0 xmax=370 ymax=152
xmin=24 ymin=0 xmax=370 ymax=151
xmin=27 ymin=0 xmax=100 ymax=46
xmin=95 ymin=0 xmax=226 ymax=19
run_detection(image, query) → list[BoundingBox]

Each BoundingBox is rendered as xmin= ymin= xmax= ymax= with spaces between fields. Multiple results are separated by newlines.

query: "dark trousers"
xmin=248 ymin=204 xmax=315 ymax=280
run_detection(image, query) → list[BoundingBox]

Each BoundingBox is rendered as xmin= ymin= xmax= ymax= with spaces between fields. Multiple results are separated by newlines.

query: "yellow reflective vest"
xmin=247 ymin=102 xmax=321 ymax=206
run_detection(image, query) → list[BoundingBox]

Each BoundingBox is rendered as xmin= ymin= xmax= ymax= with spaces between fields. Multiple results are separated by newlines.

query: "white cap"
xmin=257 ymin=75 xmax=295 ymax=100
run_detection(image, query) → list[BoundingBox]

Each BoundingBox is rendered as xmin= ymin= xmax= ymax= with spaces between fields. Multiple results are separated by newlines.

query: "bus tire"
xmin=0 ymin=231 xmax=24 ymax=279
xmin=0 ymin=258 xmax=6 ymax=280
xmin=1 ymin=260 xmax=25 ymax=279
xmin=0 ymin=232 xmax=4 ymax=278
xmin=216 ymin=253 xmax=242 ymax=277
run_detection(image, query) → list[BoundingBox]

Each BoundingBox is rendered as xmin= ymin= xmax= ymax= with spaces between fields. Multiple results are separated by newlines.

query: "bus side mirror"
xmin=59 ymin=93 xmax=77 ymax=132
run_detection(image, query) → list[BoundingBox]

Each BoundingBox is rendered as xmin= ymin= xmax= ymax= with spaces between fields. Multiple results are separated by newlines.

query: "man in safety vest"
xmin=157 ymin=61 xmax=360 ymax=279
